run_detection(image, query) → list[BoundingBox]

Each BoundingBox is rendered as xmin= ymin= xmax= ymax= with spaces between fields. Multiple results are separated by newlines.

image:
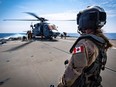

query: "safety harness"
xmin=70 ymin=34 xmax=107 ymax=87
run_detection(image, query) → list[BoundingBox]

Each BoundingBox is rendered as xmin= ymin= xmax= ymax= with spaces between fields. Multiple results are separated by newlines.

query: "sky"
xmin=0 ymin=0 xmax=116 ymax=33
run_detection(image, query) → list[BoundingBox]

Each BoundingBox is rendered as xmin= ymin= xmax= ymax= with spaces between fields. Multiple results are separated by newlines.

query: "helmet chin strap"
xmin=77 ymin=27 xmax=95 ymax=35
xmin=77 ymin=29 xmax=82 ymax=35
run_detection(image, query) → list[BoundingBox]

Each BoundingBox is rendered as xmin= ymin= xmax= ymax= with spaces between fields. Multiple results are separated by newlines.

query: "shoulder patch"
xmin=72 ymin=46 xmax=84 ymax=54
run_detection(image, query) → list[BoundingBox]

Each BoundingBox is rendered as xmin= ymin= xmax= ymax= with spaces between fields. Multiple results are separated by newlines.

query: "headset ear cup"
xmin=77 ymin=12 xmax=81 ymax=25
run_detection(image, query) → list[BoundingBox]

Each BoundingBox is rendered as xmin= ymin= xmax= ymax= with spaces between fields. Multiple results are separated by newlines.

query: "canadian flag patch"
xmin=72 ymin=46 xmax=84 ymax=54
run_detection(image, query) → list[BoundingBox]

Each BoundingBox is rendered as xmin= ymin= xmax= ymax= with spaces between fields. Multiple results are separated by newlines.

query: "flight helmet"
xmin=77 ymin=6 xmax=106 ymax=31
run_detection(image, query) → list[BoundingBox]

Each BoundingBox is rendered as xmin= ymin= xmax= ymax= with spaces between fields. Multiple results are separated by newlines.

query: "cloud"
xmin=39 ymin=12 xmax=77 ymax=33
xmin=41 ymin=11 xmax=77 ymax=20
xmin=100 ymin=0 xmax=116 ymax=8
xmin=95 ymin=0 xmax=116 ymax=18
xmin=100 ymin=1 xmax=111 ymax=5
xmin=108 ymin=4 xmax=116 ymax=8
xmin=106 ymin=10 xmax=116 ymax=17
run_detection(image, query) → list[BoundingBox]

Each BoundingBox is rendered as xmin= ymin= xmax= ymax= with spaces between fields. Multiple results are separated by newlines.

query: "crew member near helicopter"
xmin=27 ymin=30 xmax=32 ymax=40
xmin=57 ymin=6 xmax=112 ymax=87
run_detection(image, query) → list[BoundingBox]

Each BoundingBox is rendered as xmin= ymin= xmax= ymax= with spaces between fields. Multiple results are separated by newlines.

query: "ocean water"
xmin=67 ymin=33 xmax=116 ymax=40
xmin=0 ymin=33 xmax=26 ymax=39
xmin=0 ymin=33 xmax=116 ymax=40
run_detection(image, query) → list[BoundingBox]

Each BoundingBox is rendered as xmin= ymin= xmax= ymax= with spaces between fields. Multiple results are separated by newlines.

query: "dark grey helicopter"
xmin=4 ymin=12 xmax=60 ymax=40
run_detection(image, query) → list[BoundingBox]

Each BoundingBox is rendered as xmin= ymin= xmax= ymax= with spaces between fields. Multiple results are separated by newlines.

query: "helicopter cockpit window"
xmin=48 ymin=25 xmax=57 ymax=30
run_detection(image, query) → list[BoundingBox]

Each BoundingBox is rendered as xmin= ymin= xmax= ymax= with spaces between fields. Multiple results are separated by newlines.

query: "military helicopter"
xmin=4 ymin=12 xmax=60 ymax=40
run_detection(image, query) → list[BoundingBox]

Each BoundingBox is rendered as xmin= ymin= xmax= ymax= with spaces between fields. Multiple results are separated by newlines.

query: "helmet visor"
xmin=89 ymin=11 xmax=106 ymax=21
xmin=99 ymin=12 xmax=106 ymax=21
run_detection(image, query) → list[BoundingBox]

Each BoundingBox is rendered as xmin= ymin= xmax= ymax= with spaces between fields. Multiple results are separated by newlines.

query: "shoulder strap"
xmin=70 ymin=34 xmax=105 ymax=53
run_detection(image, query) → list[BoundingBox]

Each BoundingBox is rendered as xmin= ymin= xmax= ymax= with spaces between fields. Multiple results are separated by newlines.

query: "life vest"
xmin=70 ymin=34 xmax=107 ymax=87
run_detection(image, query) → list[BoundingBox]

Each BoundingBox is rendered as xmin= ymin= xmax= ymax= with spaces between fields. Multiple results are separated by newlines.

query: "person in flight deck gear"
xmin=27 ymin=30 xmax=32 ymax=40
xmin=57 ymin=6 xmax=113 ymax=87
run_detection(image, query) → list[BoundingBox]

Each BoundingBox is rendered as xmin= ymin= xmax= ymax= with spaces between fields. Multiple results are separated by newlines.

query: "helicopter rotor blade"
xmin=24 ymin=12 xmax=48 ymax=21
xmin=3 ymin=12 xmax=75 ymax=22
xmin=24 ymin=12 xmax=41 ymax=20
xmin=3 ymin=19 xmax=76 ymax=21
xmin=50 ymin=19 xmax=76 ymax=21
xmin=3 ymin=19 xmax=76 ymax=22
xmin=3 ymin=19 xmax=39 ymax=21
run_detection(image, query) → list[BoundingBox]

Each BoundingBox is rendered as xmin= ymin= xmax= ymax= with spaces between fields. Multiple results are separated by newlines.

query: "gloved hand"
xmin=57 ymin=82 xmax=65 ymax=87
xmin=57 ymin=77 xmax=65 ymax=87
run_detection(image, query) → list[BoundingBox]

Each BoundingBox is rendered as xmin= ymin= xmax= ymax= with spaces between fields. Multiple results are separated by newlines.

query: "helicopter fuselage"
xmin=32 ymin=23 xmax=60 ymax=39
